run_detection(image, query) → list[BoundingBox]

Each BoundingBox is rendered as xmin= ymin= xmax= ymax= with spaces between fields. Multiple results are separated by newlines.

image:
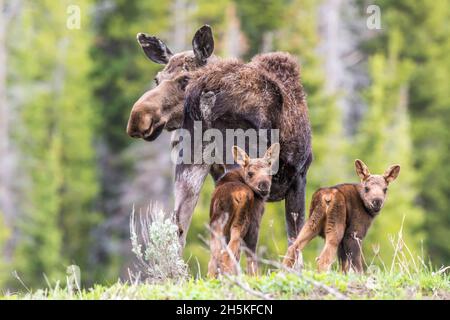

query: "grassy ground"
xmin=2 ymin=268 xmax=449 ymax=300
xmin=2 ymin=215 xmax=448 ymax=300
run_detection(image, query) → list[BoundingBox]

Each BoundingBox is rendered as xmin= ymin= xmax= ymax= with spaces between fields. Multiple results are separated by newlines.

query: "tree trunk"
xmin=0 ymin=0 xmax=21 ymax=261
xmin=0 ymin=0 xmax=13 ymax=223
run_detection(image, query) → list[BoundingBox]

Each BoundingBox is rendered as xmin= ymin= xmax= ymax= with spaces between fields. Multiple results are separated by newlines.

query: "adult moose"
xmin=127 ymin=25 xmax=312 ymax=249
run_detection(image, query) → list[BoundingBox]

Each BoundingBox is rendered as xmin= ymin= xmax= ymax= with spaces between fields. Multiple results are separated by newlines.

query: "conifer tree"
xmin=355 ymin=30 xmax=424 ymax=263
xmin=362 ymin=0 xmax=450 ymax=265
xmin=13 ymin=0 xmax=99 ymax=287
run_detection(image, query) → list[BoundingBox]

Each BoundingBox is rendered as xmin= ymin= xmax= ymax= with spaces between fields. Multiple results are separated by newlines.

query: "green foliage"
xmin=361 ymin=0 xmax=450 ymax=266
xmin=0 ymin=0 xmax=447 ymax=293
xmin=3 ymin=267 xmax=449 ymax=299
xmin=194 ymin=0 xmax=232 ymax=55
xmin=91 ymin=0 xmax=171 ymax=150
xmin=234 ymin=0 xmax=286 ymax=58
xmin=354 ymin=30 xmax=425 ymax=262
xmin=89 ymin=0 xmax=173 ymax=282
xmin=11 ymin=0 xmax=99 ymax=288
xmin=0 ymin=213 xmax=10 ymax=287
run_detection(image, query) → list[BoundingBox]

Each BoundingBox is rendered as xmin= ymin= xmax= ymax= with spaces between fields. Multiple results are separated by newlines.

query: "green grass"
xmin=2 ymin=214 xmax=448 ymax=300
xmin=2 ymin=268 xmax=449 ymax=300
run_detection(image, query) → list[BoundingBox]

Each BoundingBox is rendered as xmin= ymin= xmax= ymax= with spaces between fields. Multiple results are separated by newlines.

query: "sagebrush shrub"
xmin=130 ymin=203 xmax=188 ymax=282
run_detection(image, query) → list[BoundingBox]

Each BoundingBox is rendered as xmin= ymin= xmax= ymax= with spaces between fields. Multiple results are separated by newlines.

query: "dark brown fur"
xmin=180 ymin=51 xmax=312 ymax=249
xmin=127 ymin=26 xmax=312 ymax=250
xmin=186 ymin=52 xmax=310 ymax=158
xmin=283 ymin=160 xmax=400 ymax=273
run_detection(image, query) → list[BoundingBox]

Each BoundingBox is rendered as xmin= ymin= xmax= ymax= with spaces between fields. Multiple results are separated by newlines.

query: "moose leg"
xmin=285 ymin=172 xmax=308 ymax=245
xmin=174 ymin=163 xmax=210 ymax=248
xmin=243 ymin=214 xmax=263 ymax=276
xmin=209 ymin=164 xmax=225 ymax=183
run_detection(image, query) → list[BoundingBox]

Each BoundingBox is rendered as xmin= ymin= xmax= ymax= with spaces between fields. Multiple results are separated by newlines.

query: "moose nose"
xmin=258 ymin=181 xmax=270 ymax=193
xmin=129 ymin=130 xmax=142 ymax=138
xmin=126 ymin=122 xmax=143 ymax=139
xmin=372 ymin=199 xmax=382 ymax=210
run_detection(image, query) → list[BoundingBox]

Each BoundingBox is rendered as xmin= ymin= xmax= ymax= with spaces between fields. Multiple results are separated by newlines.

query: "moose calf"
xmin=207 ymin=143 xmax=280 ymax=278
xmin=283 ymin=159 xmax=400 ymax=273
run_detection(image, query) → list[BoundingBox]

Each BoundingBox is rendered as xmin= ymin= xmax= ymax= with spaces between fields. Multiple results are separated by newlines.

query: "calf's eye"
xmin=383 ymin=188 xmax=387 ymax=193
xmin=248 ymin=172 xmax=254 ymax=178
xmin=365 ymin=187 xmax=370 ymax=193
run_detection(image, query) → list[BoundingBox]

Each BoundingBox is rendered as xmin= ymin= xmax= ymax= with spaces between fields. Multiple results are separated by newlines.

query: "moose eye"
xmin=365 ymin=187 xmax=370 ymax=193
xmin=154 ymin=78 xmax=159 ymax=86
xmin=383 ymin=188 xmax=387 ymax=193
xmin=177 ymin=75 xmax=190 ymax=90
xmin=248 ymin=172 xmax=255 ymax=178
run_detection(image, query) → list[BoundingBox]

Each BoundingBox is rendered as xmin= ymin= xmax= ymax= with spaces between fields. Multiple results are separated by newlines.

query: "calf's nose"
xmin=258 ymin=181 xmax=270 ymax=192
xmin=372 ymin=199 xmax=383 ymax=209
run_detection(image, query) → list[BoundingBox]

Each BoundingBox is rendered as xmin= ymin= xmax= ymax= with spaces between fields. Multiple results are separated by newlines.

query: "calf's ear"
xmin=192 ymin=25 xmax=214 ymax=66
xmin=355 ymin=159 xmax=371 ymax=181
xmin=383 ymin=164 xmax=400 ymax=184
xmin=232 ymin=146 xmax=249 ymax=168
xmin=264 ymin=143 xmax=280 ymax=166
xmin=137 ymin=33 xmax=173 ymax=64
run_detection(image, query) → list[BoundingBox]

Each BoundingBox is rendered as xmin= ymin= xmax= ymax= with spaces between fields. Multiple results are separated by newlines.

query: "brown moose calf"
xmin=283 ymin=159 xmax=400 ymax=273
xmin=208 ymin=143 xmax=280 ymax=278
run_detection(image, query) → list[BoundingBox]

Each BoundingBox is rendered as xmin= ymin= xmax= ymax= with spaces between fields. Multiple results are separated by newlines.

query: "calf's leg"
xmin=316 ymin=205 xmax=345 ymax=272
xmin=342 ymin=236 xmax=364 ymax=273
xmin=283 ymin=208 xmax=324 ymax=268
xmin=208 ymin=221 xmax=224 ymax=278
xmin=221 ymin=227 xmax=242 ymax=274
xmin=338 ymin=244 xmax=350 ymax=273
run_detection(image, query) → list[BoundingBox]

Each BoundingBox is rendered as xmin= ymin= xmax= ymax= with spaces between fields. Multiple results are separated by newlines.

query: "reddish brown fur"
xmin=207 ymin=169 xmax=264 ymax=277
xmin=208 ymin=145 xmax=279 ymax=277
xmin=283 ymin=160 xmax=400 ymax=273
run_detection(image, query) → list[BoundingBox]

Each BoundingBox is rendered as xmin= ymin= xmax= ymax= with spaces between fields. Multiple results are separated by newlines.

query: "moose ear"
xmin=383 ymin=164 xmax=400 ymax=184
xmin=137 ymin=33 xmax=173 ymax=64
xmin=232 ymin=146 xmax=249 ymax=168
xmin=192 ymin=25 xmax=214 ymax=66
xmin=264 ymin=143 xmax=280 ymax=166
xmin=355 ymin=159 xmax=371 ymax=181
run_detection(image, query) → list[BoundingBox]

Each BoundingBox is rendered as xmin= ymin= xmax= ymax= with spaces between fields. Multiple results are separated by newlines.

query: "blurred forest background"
xmin=0 ymin=0 xmax=448 ymax=290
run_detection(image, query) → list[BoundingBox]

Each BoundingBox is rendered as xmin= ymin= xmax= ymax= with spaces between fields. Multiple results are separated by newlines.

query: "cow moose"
xmin=283 ymin=159 xmax=401 ymax=273
xmin=127 ymin=25 xmax=312 ymax=251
